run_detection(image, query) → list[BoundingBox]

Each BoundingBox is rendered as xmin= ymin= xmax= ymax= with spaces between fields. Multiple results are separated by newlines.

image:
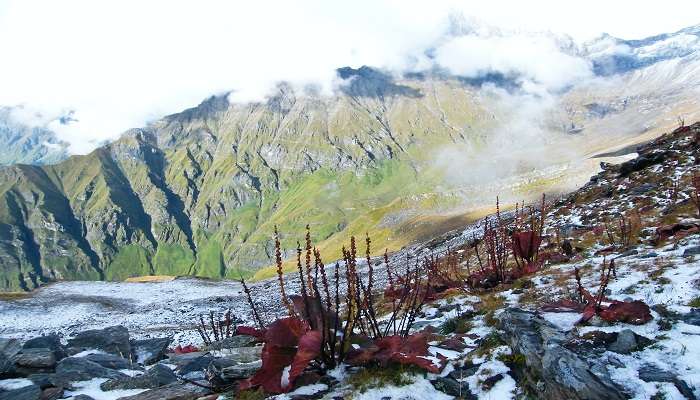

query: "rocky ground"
xmin=1 ymin=123 xmax=700 ymax=399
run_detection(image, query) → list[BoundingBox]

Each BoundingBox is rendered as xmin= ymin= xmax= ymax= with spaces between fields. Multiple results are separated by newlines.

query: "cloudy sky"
xmin=0 ymin=0 xmax=698 ymax=153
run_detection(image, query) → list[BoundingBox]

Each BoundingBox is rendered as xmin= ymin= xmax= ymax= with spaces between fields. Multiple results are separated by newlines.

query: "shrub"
xmin=233 ymin=229 xmax=444 ymax=394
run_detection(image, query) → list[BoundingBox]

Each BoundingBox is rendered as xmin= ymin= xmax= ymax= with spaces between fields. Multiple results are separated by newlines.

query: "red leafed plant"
xmin=344 ymin=332 xmax=446 ymax=373
xmin=467 ymin=195 xmax=547 ymax=288
xmin=238 ymin=317 xmax=322 ymax=393
xmin=233 ymin=228 xmax=443 ymax=394
xmin=172 ymin=344 xmax=200 ymax=354
xmin=542 ymin=258 xmax=652 ymax=325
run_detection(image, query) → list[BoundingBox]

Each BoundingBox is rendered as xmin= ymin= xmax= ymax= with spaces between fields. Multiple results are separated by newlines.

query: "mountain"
xmin=1 ymin=25 xmax=700 ymax=292
xmin=0 ymin=107 xmax=69 ymax=166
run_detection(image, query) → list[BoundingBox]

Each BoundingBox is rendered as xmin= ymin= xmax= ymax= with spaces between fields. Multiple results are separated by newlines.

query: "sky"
xmin=0 ymin=0 xmax=699 ymax=153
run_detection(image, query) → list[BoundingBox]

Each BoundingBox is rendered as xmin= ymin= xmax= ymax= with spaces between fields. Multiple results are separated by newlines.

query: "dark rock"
xmin=22 ymin=336 xmax=66 ymax=361
xmin=640 ymin=252 xmax=658 ymax=259
xmin=431 ymin=377 xmax=475 ymax=399
xmin=0 ymin=340 xmax=21 ymax=359
xmin=607 ymin=330 xmax=638 ymax=354
xmin=130 ymin=337 xmax=172 ymax=365
xmin=164 ymin=352 xmax=208 ymax=368
xmin=114 ymin=382 xmax=210 ymax=400
xmin=50 ymin=357 xmax=127 ymax=388
xmin=616 ymin=249 xmax=638 ymax=258
xmin=12 ymin=349 xmax=56 ymax=369
xmin=84 ymin=353 xmax=134 ymax=370
xmin=176 ymin=355 xmax=214 ymax=380
xmin=0 ymin=354 xmax=15 ymax=378
xmin=100 ymin=364 xmax=177 ymax=391
xmin=618 ymin=151 xmax=667 ymax=177
xmin=629 ymin=183 xmax=655 ymax=194
xmin=681 ymin=309 xmax=700 ymax=326
xmin=0 ymin=382 xmax=41 ymax=400
xmin=66 ymin=326 xmax=131 ymax=356
xmin=26 ymin=374 xmax=52 ymax=389
xmin=208 ymin=358 xmax=261 ymax=382
xmin=683 ymin=246 xmax=700 ymax=257
xmin=448 ymin=364 xmax=479 ymax=381
xmin=481 ymin=373 xmax=504 ymax=391
xmin=204 ymin=335 xmax=254 ymax=351
xmin=39 ymin=387 xmax=62 ymax=400
xmin=498 ymin=308 xmax=627 ymax=400
xmin=638 ymin=365 xmax=697 ymax=400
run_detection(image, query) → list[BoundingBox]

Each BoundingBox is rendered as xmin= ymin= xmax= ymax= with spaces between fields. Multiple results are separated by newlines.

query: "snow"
xmin=63 ymin=378 xmax=147 ymax=400
xmin=0 ymin=378 xmax=33 ymax=390
xmin=271 ymin=383 xmax=328 ymax=399
xmin=541 ymin=312 xmax=581 ymax=331
xmin=353 ymin=375 xmax=453 ymax=400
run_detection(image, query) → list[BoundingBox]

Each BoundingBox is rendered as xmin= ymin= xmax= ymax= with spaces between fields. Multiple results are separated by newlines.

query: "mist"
xmin=0 ymin=0 xmax=699 ymax=153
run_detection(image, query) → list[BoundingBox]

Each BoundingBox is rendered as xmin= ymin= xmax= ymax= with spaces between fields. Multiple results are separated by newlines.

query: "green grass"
xmin=105 ymin=245 xmax=152 ymax=280
xmin=689 ymin=296 xmax=700 ymax=308
xmin=346 ymin=365 xmax=415 ymax=394
xmin=153 ymin=243 xmax=195 ymax=276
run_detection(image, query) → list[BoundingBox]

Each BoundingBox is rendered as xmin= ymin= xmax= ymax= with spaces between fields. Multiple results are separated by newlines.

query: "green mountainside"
xmin=0 ymin=71 xmax=501 ymax=291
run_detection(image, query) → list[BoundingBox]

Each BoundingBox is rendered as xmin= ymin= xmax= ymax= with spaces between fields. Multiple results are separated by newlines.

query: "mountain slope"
xmin=2 ymin=24 xmax=700 ymax=291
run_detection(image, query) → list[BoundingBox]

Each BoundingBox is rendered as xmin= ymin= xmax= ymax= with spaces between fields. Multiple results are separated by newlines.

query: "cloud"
xmin=433 ymin=32 xmax=592 ymax=91
xmin=0 ymin=0 xmax=698 ymax=154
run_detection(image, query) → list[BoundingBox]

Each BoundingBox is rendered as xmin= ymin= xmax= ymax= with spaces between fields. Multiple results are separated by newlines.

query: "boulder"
xmin=0 ymin=354 xmax=15 ymax=378
xmin=607 ymin=330 xmax=638 ymax=354
xmin=130 ymin=338 xmax=172 ymax=365
xmin=618 ymin=151 xmax=667 ymax=177
xmin=638 ymin=365 xmax=697 ymax=400
xmin=12 ymin=349 xmax=56 ymax=369
xmin=212 ymin=346 xmax=262 ymax=364
xmin=67 ymin=326 xmax=131 ymax=356
xmin=205 ymin=335 xmax=255 ymax=351
xmin=208 ymin=358 xmax=261 ymax=381
xmin=682 ymin=309 xmax=700 ymax=326
xmin=26 ymin=374 xmax=52 ymax=389
xmin=113 ymin=382 xmax=210 ymax=400
xmin=50 ymin=357 xmax=127 ymax=388
xmin=498 ymin=308 xmax=627 ymax=400
xmin=100 ymin=364 xmax=177 ymax=391
xmin=0 ymin=340 xmax=20 ymax=359
xmin=431 ymin=377 xmax=474 ymax=399
xmin=176 ymin=356 xmax=214 ymax=380
xmin=0 ymin=381 xmax=41 ymax=400
xmin=84 ymin=353 xmax=134 ymax=370
xmin=39 ymin=387 xmax=62 ymax=400
xmin=22 ymin=336 xmax=66 ymax=361
xmin=683 ymin=246 xmax=700 ymax=257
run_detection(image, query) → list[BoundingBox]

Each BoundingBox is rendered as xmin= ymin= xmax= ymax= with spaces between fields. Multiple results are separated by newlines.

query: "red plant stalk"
xmin=690 ymin=174 xmax=700 ymax=217
xmin=240 ymin=276 xmax=265 ymax=330
xmin=304 ymin=225 xmax=315 ymax=296
xmin=274 ymin=227 xmax=294 ymax=316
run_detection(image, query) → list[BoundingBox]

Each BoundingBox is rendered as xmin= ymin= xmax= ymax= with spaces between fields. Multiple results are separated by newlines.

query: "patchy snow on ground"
xmin=63 ymin=378 xmax=147 ymax=400
xmin=353 ymin=375 xmax=453 ymax=400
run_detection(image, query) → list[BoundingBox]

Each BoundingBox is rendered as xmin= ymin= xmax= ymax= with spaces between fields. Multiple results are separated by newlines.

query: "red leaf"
xmin=512 ymin=231 xmax=542 ymax=261
xmin=241 ymin=344 xmax=297 ymax=394
xmin=172 ymin=344 xmax=199 ymax=354
xmin=599 ymin=300 xmax=652 ymax=325
xmin=288 ymin=330 xmax=322 ymax=385
xmin=346 ymin=333 xmax=445 ymax=373
xmin=264 ymin=317 xmax=308 ymax=348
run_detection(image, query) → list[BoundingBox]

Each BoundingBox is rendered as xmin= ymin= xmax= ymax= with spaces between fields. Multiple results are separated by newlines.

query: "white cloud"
xmin=434 ymin=33 xmax=592 ymax=91
xmin=0 ymin=0 xmax=698 ymax=154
